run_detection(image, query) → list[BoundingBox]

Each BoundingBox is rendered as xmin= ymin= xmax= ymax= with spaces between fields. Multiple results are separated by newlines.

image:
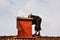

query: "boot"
xmin=37 ymin=32 xmax=40 ymax=36
xmin=32 ymin=32 xmax=37 ymax=37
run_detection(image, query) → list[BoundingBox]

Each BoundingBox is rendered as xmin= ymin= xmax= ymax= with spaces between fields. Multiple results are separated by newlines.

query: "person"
xmin=28 ymin=13 xmax=42 ymax=36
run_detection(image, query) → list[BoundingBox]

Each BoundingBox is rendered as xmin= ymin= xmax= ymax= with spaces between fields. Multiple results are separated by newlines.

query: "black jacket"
xmin=31 ymin=15 xmax=42 ymax=24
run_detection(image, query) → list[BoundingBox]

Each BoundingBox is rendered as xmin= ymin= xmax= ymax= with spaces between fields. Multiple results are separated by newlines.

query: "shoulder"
xmin=32 ymin=15 xmax=38 ymax=17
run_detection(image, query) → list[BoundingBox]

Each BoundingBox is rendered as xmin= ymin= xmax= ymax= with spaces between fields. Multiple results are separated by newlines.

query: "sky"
xmin=0 ymin=0 xmax=60 ymax=36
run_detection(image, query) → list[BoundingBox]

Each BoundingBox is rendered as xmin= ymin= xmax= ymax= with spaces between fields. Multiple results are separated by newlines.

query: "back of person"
xmin=31 ymin=15 xmax=41 ymax=25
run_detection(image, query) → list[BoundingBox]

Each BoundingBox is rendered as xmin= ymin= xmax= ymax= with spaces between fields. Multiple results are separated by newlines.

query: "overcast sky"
xmin=0 ymin=0 xmax=60 ymax=36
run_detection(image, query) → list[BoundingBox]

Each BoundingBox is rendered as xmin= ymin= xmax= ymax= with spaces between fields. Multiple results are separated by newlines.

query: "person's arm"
xmin=32 ymin=15 xmax=39 ymax=20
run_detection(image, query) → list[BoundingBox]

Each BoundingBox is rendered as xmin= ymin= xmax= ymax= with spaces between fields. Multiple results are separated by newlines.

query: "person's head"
xmin=28 ymin=13 xmax=32 ymax=18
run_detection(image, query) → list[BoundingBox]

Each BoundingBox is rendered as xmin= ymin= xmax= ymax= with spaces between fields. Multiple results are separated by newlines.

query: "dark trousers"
xmin=34 ymin=18 xmax=42 ymax=31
